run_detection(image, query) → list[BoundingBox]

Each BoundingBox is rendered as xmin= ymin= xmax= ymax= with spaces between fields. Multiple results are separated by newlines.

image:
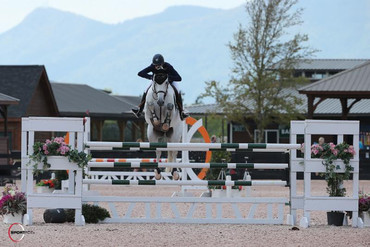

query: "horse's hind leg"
xmin=164 ymin=151 xmax=172 ymax=175
xmin=154 ymin=150 xmax=162 ymax=180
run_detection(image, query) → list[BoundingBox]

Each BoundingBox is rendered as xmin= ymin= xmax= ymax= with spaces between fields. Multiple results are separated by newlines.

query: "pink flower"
xmin=53 ymin=137 xmax=64 ymax=144
xmin=348 ymin=145 xmax=356 ymax=155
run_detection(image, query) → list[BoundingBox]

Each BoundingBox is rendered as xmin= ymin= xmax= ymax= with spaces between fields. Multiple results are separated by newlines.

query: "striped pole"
xmin=85 ymin=141 xmax=301 ymax=151
xmin=83 ymin=179 xmax=287 ymax=186
xmin=90 ymin=158 xmax=181 ymax=163
xmin=87 ymin=162 xmax=288 ymax=169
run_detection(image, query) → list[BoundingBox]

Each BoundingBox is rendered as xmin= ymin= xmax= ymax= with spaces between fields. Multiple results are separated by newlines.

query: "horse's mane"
xmin=154 ymin=73 xmax=168 ymax=85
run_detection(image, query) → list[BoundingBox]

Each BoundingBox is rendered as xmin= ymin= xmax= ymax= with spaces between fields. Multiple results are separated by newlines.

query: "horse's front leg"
xmin=162 ymin=103 xmax=174 ymax=132
xmin=169 ymin=150 xmax=180 ymax=180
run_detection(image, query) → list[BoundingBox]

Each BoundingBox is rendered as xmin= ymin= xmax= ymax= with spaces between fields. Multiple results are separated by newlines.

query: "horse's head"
xmin=152 ymin=73 xmax=169 ymax=107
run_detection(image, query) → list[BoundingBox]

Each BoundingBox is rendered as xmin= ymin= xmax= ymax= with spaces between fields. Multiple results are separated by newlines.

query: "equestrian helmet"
xmin=152 ymin=54 xmax=164 ymax=66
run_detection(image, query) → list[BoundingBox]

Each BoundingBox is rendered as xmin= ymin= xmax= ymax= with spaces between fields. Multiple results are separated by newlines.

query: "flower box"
xmin=36 ymin=186 xmax=54 ymax=194
xmin=3 ymin=213 xmax=23 ymax=224
xmin=35 ymin=156 xmax=80 ymax=170
xmin=360 ymin=212 xmax=370 ymax=227
xmin=302 ymin=159 xmax=357 ymax=173
xmin=28 ymin=137 xmax=91 ymax=175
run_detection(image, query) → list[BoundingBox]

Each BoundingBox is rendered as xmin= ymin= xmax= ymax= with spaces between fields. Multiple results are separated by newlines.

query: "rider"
xmin=132 ymin=54 xmax=189 ymax=120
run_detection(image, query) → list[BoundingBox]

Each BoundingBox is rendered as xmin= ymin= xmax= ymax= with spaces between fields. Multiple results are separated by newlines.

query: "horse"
xmin=144 ymin=73 xmax=183 ymax=180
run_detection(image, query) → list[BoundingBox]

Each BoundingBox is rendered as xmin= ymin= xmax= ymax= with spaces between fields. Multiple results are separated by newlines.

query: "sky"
xmin=0 ymin=0 xmax=246 ymax=34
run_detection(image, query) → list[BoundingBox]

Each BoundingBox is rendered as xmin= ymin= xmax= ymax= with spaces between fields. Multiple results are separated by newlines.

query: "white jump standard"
xmin=21 ymin=117 xmax=361 ymax=227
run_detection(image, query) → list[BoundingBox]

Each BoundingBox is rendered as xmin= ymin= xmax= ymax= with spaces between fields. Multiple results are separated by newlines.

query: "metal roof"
xmin=0 ymin=93 xmax=19 ymax=105
xmin=299 ymin=60 xmax=370 ymax=94
xmin=187 ymin=87 xmax=370 ymax=116
xmin=186 ymin=104 xmax=223 ymax=115
xmin=113 ymin=95 xmax=141 ymax=108
xmin=293 ymin=59 xmax=370 ymax=71
xmin=51 ymin=82 xmax=138 ymax=118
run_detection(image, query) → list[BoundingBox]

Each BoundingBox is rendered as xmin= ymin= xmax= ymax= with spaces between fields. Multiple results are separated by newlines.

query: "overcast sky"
xmin=0 ymin=0 xmax=246 ymax=34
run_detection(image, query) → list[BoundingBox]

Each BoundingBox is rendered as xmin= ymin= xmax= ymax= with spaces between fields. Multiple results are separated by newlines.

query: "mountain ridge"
xmin=0 ymin=5 xmax=245 ymax=103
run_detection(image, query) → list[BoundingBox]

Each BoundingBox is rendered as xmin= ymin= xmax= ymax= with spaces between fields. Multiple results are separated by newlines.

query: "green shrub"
xmin=66 ymin=204 xmax=111 ymax=223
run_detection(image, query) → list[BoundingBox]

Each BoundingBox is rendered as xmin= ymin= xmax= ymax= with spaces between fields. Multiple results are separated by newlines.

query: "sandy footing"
xmin=1 ymin=180 xmax=370 ymax=246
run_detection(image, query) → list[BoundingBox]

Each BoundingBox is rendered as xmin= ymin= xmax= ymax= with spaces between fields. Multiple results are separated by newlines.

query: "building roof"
xmin=299 ymin=60 xmax=370 ymax=96
xmin=0 ymin=65 xmax=57 ymax=117
xmin=186 ymin=104 xmax=222 ymax=115
xmin=293 ymin=59 xmax=370 ymax=71
xmin=291 ymin=86 xmax=370 ymax=115
xmin=0 ymin=93 xmax=19 ymax=105
xmin=51 ymin=82 xmax=139 ymax=118
xmin=113 ymin=95 xmax=141 ymax=108
xmin=187 ymin=87 xmax=370 ymax=117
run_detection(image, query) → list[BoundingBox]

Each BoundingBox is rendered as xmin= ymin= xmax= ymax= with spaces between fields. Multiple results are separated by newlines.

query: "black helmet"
xmin=152 ymin=54 xmax=164 ymax=66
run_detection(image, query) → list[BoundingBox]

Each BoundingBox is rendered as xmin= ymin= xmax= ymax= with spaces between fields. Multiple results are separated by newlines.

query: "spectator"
xmin=211 ymin=135 xmax=217 ymax=143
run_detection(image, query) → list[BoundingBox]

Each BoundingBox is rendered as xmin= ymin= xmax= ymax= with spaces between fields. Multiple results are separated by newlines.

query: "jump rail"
xmin=85 ymin=141 xmax=301 ymax=151
xmin=87 ymin=162 xmax=289 ymax=169
xmin=83 ymin=179 xmax=287 ymax=186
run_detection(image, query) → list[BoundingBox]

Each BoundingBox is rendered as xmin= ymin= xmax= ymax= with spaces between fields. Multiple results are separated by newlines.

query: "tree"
xmin=198 ymin=0 xmax=316 ymax=142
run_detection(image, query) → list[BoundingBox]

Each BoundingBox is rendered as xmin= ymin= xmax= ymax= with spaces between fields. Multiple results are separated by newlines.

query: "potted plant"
xmin=42 ymin=204 xmax=111 ymax=224
xmin=36 ymin=179 xmax=57 ymax=193
xmin=0 ymin=185 xmax=27 ymax=224
xmin=359 ymin=191 xmax=370 ymax=227
xmin=311 ymin=142 xmax=355 ymax=226
xmin=28 ymin=136 xmax=91 ymax=175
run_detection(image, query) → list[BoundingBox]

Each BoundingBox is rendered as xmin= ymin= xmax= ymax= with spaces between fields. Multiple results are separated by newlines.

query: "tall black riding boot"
xmin=132 ymin=92 xmax=147 ymax=118
xmin=171 ymin=85 xmax=189 ymax=120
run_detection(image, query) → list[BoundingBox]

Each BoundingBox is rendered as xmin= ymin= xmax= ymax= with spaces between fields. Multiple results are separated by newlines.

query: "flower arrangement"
xmin=36 ymin=179 xmax=57 ymax=188
xmin=0 ymin=185 xmax=27 ymax=216
xmin=28 ymin=137 xmax=91 ymax=175
xmin=359 ymin=191 xmax=370 ymax=214
xmin=309 ymin=142 xmax=355 ymax=197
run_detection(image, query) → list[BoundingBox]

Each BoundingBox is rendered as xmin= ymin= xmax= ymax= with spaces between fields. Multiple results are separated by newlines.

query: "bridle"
xmin=149 ymin=74 xmax=173 ymax=132
xmin=151 ymin=77 xmax=169 ymax=101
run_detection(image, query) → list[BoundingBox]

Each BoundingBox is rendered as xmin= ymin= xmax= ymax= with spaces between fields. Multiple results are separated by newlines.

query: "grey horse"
xmin=144 ymin=73 xmax=183 ymax=180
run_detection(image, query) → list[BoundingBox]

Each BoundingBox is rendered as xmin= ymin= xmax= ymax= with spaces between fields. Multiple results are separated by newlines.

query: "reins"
xmin=152 ymin=80 xmax=169 ymax=101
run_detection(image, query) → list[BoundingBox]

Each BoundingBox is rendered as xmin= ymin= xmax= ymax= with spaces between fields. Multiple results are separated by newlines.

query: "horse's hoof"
xmin=162 ymin=123 xmax=170 ymax=131
xmin=153 ymin=120 xmax=160 ymax=126
xmin=172 ymin=171 xmax=180 ymax=180
xmin=154 ymin=169 xmax=162 ymax=180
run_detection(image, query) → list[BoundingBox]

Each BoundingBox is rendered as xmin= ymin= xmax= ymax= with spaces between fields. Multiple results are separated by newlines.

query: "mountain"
xmin=0 ymin=6 xmax=245 ymax=104
xmin=0 ymin=2 xmax=369 ymax=104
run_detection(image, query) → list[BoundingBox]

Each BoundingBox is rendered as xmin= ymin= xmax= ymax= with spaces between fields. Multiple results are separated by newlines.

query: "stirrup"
xmin=180 ymin=111 xmax=189 ymax=120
